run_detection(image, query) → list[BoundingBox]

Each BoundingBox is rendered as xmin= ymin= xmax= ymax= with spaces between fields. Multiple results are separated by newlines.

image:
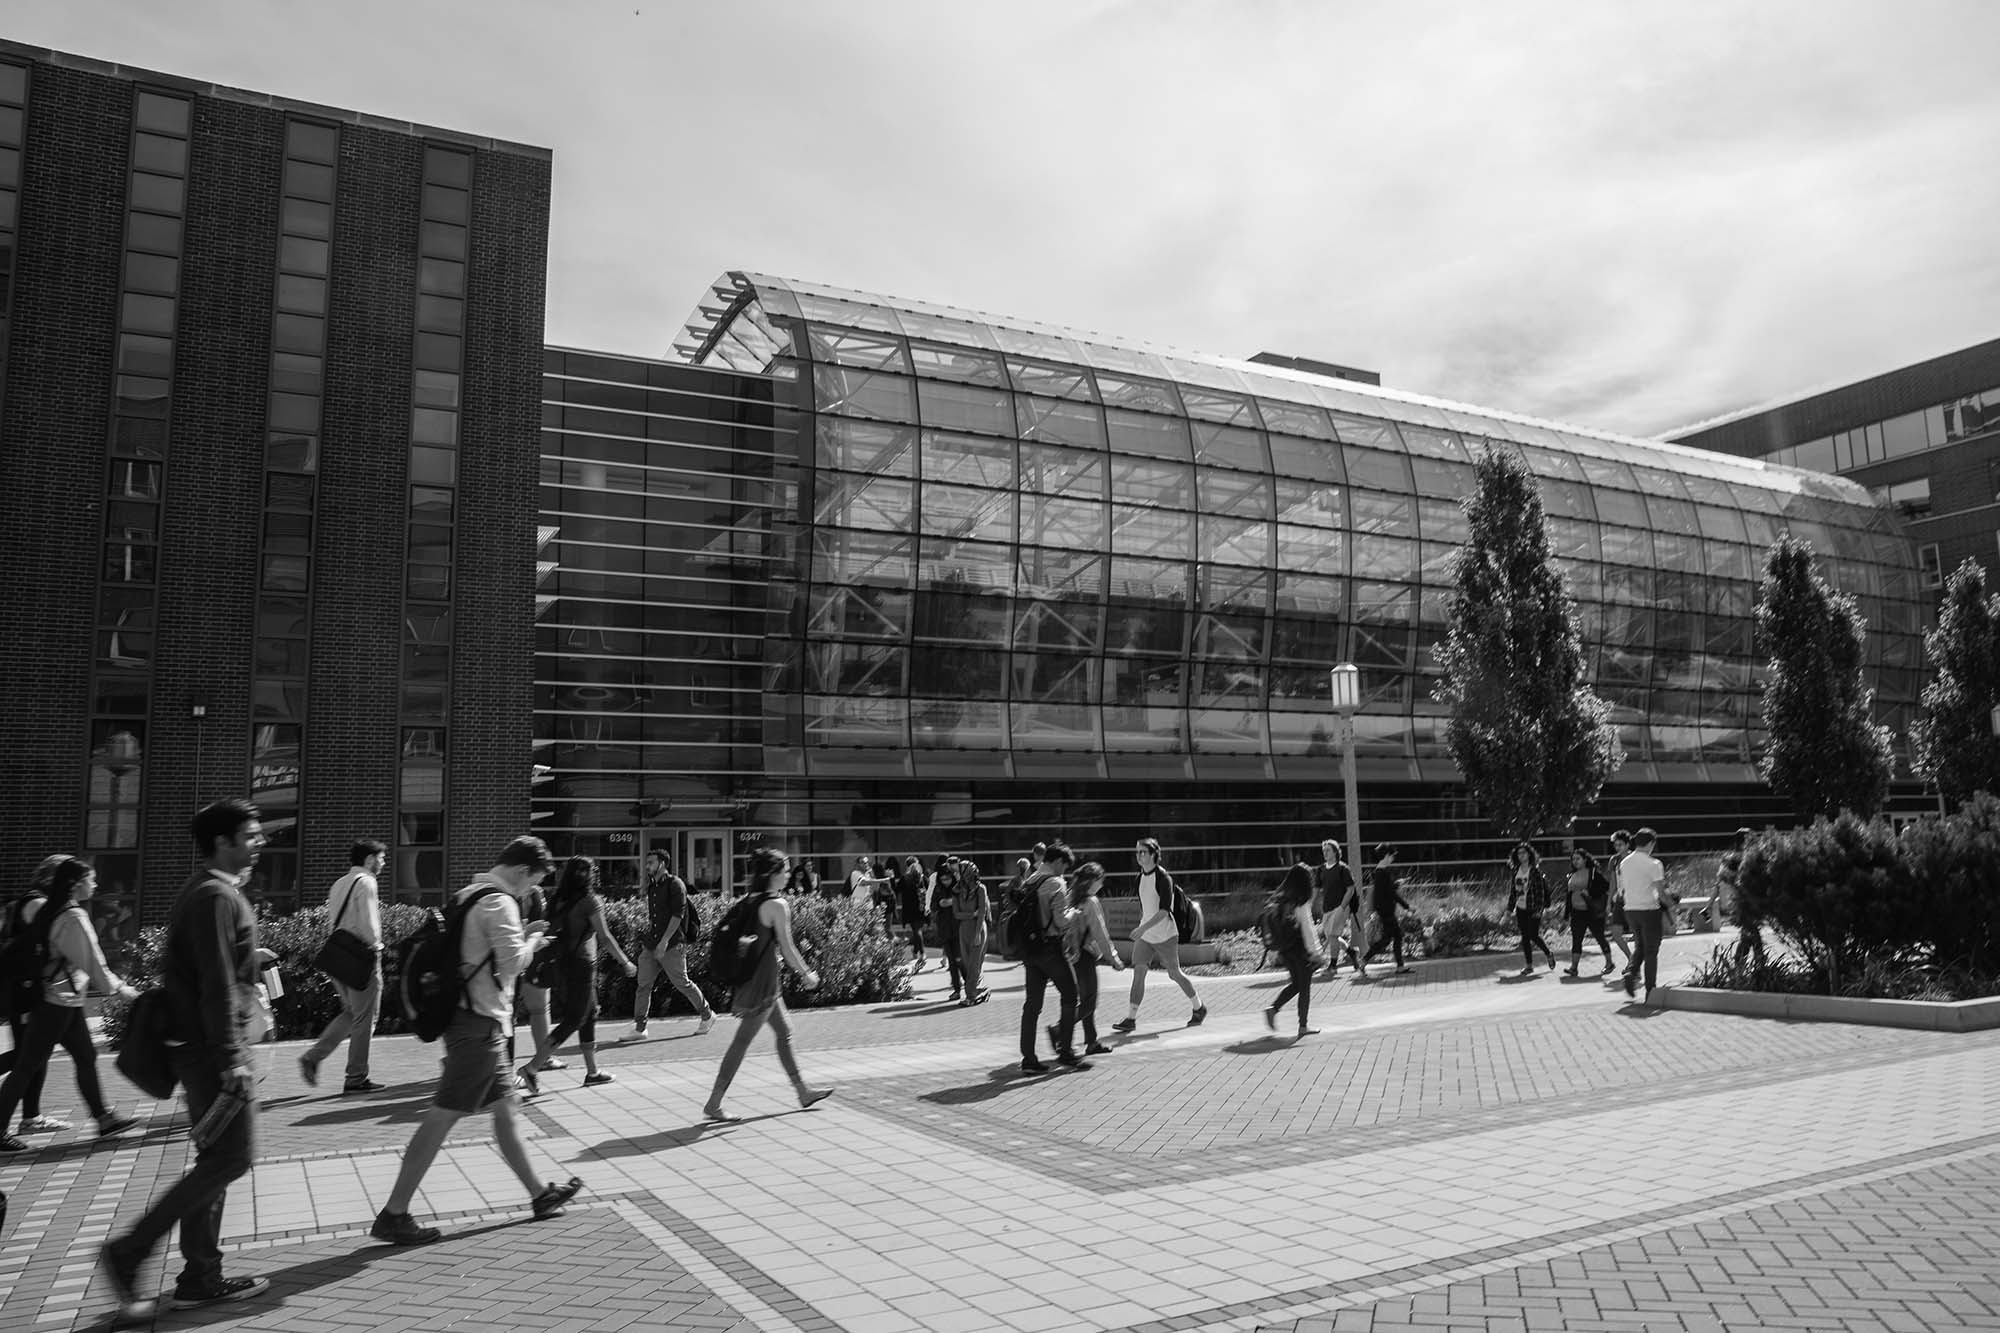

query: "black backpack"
xmin=396 ymin=884 xmax=506 ymax=1041
xmin=1161 ymin=875 xmax=1198 ymax=943
xmin=1257 ymin=894 xmax=1301 ymax=953
xmin=681 ymin=895 xmax=702 ymax=942
xmin=0 ymin=893 xmax=48 ymax=997
xmin=1002 ymin=873 xmax=1053 ymax=955
xmin=707 ymin=891 xmax=771 ymax=986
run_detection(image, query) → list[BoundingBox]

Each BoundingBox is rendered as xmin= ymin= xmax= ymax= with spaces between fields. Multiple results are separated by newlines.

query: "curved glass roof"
xmin=673 ymin=271 xmax=1891 ymax=519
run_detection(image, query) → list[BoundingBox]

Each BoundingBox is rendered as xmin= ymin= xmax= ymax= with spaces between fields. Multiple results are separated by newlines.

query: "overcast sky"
xmin=11 ymin=0 xmax=1998 ymax=436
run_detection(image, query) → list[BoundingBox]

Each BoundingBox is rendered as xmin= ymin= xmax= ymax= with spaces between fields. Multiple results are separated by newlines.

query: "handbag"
xmin=311 ymin=880 xmax=376 ymax=990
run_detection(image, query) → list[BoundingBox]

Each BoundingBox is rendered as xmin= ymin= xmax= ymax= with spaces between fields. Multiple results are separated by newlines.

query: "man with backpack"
xmin=1013 ymin=841 xmax=1088 ymax=1073
xmin=0 ymin=855 xmax=64 ymax=1133
xmin=368 ymin=836 xmax=583 ymax=1246
xmin=622 ymin=848 xmax=714 ymax=1042
xmin=100 ymin=800 xmax=273 ymax=1323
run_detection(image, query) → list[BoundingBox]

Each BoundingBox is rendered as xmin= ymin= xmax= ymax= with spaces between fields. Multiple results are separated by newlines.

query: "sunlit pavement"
xmin=4 ymin=930 xmax=1997 ymax=1332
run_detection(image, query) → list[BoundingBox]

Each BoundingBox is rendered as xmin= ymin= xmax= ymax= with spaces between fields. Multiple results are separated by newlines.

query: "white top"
xmin=455 ymin=876 xmax=537 ymax=1030
xmin=1620 ymin=852 xmax=1666 ymax=911
xmin=1136 ymin=871 xmax=1177 ymax=945
xmin=327 ymin=869 xmax=382 ymax=949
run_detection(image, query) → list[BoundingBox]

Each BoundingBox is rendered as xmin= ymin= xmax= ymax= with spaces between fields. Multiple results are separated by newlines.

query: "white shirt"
xmin=1136 ymin=870 xmax=1177 ymax=945
xmin=456 ymin=876 xmax=536 ymax=1030
xmin=327 ymin=868 xmax=382 ymax=949
xmin=1621 ymin=851 xmax=1666 ymax=911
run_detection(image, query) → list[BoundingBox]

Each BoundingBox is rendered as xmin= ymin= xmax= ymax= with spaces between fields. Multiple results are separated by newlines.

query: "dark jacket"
xmin=1507 ymin=867 xmax=1552 ymax=916
xmin=162 ymin=868 xmax=261 ymax=1073
xmin=1370 ymin=866 xmax=1410 ymax=916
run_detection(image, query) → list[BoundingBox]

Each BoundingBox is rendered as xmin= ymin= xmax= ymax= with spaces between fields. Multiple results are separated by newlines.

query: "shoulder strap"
xmin=330 ymin=872 xmax=359 ymax=934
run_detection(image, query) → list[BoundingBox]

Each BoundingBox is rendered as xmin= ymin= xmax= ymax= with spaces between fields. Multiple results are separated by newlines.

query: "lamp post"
xmin=1330 ymin=663 xmax=1365 ymax=952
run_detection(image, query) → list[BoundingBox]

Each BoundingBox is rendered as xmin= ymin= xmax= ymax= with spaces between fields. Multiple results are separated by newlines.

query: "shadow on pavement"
xmin=586 ymin=1120 xmax=756 ymax=1157
xmin=1224 ymin=1035 xmax=1305 ymax=1055
xmin=1616 ymin=1002 xmax=1671 ymax=1019
xmin=919 ymin=1065 xmax=1082 ymax=1106
xmin=871 ymin=1000 xmax=971 ymax=1019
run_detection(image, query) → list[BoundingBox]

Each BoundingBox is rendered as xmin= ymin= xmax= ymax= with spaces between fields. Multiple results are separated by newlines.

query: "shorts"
xmin=434 ymin=1010 xmax=513 ymax=1114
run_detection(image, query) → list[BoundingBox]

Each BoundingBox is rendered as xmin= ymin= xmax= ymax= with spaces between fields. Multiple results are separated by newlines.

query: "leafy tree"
xmin=1912 ymin=558 xmax=2000 ymax=804
xmin=1755 ymin=534 xmax=1893 ymax=818
xmin=1432 ymin=447 xmax=1622 ymax=839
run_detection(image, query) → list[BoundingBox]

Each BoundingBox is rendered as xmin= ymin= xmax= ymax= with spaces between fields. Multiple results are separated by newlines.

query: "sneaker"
xmin=696 ymin=1012 xmax=715 ymax=1036
xmin=702 ymin=1105 xmax=739 ymax=1123
xmin=1601 ymin=964 xmax=1616 ymax=978
xmin=1084 ymin=1042 xmax=1113 ymax=1055
xmin=948 ymin=989 xmax=962 ymax=1002
xmin=342 ymin=1080 xmax=386 ymax=1095
xmin=20 ymin=1115 xmax=71 ymax=1133
xmin=97 ymin=1112 xmax=138 ymax=1138
xmin=515 ymin=1066 xmax=540 ymax=1098
xmin=1517 ymin=966 xmax=1535 ymax=977
xmin=1547 ymin=958 xmax=1558 ymax=972
xmin=1111 ymin=1018 xmax=1137 ymax=1034
xmin=1298 ymin=1025 xmax=1319 ymax=1037
xmin=970 ymin=989 xmax=990 ymax=1006
xmin=542 ymin=1058 xmax=569 ymax=1071
xmin=1263 ymin=1007 xmax=1277 ymax=1031
xmin=1624 ymin=972 xmax=1639 ymax=998
xmin=619 ymin=1024 xmax=650 ymax=1043
xmin=170 ymin=1275 xmax=269 ymax=1308
xmin=1394 ymin=966 xmax=1414 ymax=975
xmin=297 ymin=1054 xmax=319 ymax=1087
xmin=1564 ymin=965 xmax=1579 ymax=977
xmin=0 ymin=1134 xmax=28 ymax=1152
xmin=583 ymin=1072 xmax=615 ymax=1087
xmin=370 ymin=1209 xmax=440 ymax=1246
xmin=798 ymin=1086 xmax=834 ymax=1110
xmin=1020 ymin=1057 xmax=1048 ymax=1074
xmin=98 ymin=1239 xmax=143 ymax=1304
xmin=1055 ymin=1053 xmax=1092 ymax=1070
xmin=1188 ymin=1005 xmax=1208 ymax=1027
xmin=532 ymin=1177 xmax=584 ymax=1220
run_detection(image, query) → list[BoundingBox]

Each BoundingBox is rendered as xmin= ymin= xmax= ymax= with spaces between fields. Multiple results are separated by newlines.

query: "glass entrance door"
xmin=679 ymin=829 xmax=729 ymax=897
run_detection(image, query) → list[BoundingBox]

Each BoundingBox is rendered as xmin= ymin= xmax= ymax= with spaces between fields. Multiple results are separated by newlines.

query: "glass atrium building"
xmin=536 ymin=273 xmax=1925 ymax=892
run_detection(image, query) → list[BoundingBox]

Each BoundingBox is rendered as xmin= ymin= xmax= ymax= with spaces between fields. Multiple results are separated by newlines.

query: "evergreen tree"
xmin=1432 ymin=447 xmax=1622 ymax=839
xmin=1912 ymin=557 xmax=2000 ymax=804
xmin=1755 ymin=534 xmax=1893 ymax=818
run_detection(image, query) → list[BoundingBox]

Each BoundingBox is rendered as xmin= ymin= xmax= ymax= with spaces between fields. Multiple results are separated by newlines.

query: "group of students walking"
xmin=1493 ymin=826 xmax=1676 ymax=998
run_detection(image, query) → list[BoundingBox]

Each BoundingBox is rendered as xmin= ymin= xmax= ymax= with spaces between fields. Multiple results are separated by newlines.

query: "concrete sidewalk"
xmin=3 ymin=933 xmax=1996 ymax=1332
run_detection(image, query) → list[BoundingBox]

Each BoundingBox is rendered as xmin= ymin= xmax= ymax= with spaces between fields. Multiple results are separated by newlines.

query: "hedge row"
xmin=102 ymin=893 xmax=914 ymax=1046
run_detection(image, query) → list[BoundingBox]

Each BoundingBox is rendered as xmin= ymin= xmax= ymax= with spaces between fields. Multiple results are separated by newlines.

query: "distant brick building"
xmin=0 ymin=40 xmax=550 ymax=926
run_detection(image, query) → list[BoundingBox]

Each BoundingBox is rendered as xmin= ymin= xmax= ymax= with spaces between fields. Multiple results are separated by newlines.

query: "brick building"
xmin=0 ymin=41 xmax=550 ymax=926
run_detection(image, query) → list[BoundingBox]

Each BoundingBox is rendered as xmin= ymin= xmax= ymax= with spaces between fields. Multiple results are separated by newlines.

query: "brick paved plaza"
xmin=3 ymin=934 xmax=1998 ymax=1332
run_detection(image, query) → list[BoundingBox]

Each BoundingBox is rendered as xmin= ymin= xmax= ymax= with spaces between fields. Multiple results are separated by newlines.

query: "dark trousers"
xmin=0 ymin=1003 xmax=105 ymax=1128
xmin=934 ymin=911 xmax=965 ymax=993
xmin=1269 ymin=951 xmax=1315 ymax=1028
xmin=1624 ymin=908 xmax=1665 ymax=990
xmin=1569 ymin=914 xmax=1613 ymax=965
xmin=0 ymin=990 xmax=45 ymax=1120
xmin=1363 ymin=909 xmax=1405 ymax=967
xmin=1074 ymin=953 xmax=1101 ymax=1047
xmin=1516 ymin=909 xmax=1555 ymax=968
xmin=109 ymin=1052 xmax=256 ymax=1287
xmin=1019 ymin=943 xmax=1078 ymax=1059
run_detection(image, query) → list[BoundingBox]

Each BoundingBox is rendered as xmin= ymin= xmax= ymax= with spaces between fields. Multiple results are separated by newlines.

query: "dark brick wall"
xmin=0 ymin=64 xmax=128 ymax=885
xmin=303 ymin=122 xmax=422 ymax=903
xmin=142 ymin=94 xmax=280 ymax=913
xmin=447 ymin=146 xmax=550 ymax=886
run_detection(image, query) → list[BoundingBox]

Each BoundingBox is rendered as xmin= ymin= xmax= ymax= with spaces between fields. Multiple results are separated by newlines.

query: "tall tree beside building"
xmin=1755 ymin=534 xmax=1893 ymax=819
xmin=1912 ymin=558 xmax=2000 ymax=805
xmin=1432 ymin=447 xmax=1622 ymax=840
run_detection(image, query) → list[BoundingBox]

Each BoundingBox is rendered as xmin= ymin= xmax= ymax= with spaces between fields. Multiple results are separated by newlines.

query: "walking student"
xmin=0 ymin=856 xmax=65 ymax=1133
xmin=519 ymin=856 xmax=637 ymax=1093
xmin=1619 ymin=828 xmax=1670 ymax=1002
xmin=1316 ymin=839 xmax=1365 ymax=978
xmin=930 ymin=855 xmax=966 ymax=1001
xmin=514 ymin=870 xmax=559 ymax=1080
xmin=703 ymin=848 xmax=833 ymax=1121
xmin=1016 ymin=841 xmax=1087 ymax=1074
xmin=1506 ymin=841 xmax=1558 ymax=975
xmin=101 ymin=799 xmax=272 ymax=1322
xmin=623 ymin=848 xmax=714 ymax=1041
xmin=1113 ymin=837 xmax=1206 ymax=1033
xmin=1263 ymin=862 xmax=1326 ymax=1037
xmin=1065 ymin=860 xmax=1122 ymax=1056
xmin=0 ymin=858 xmax=140 ymax=1151
xmin=1602 ymin=829 xmax=1637 ymax=978
xmin=952 ymin=856 xmax=991 ymax=1006
xmin=370 ymin=836 xmax=583 ymax=1246
xmin=897 ymin=856 xmax=927 ymax=970
xmin=1563 ymin=847 xmax=1616 ymax=977
xmin=299 ymin=839 xmax=387 ymax=1095
xmin=1361 ymin=844 xmax=1415 ymax=974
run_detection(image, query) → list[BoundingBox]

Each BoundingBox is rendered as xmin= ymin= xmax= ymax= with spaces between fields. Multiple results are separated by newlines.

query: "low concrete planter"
xmin=1657 ymin=985 xmax=2000 ymax=1032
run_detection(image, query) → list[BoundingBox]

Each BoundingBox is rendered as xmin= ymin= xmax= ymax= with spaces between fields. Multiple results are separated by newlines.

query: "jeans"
xmin=1074 ymin=952 xmax=1101 ymax=1047
xmin=635 ymin=943 xmax=708 ymax=1022
xmin=0 ymin=1003 xmax=105 ymax=1128
xmin=956 ymin=918 xmax=987 ymax=995
xmin=0 ymin=988 xmax=47 ymax=1121
xmin=1515 ymin=909 xmax=1555 ymax=968
xmin=304 ymin=963 xmax=380 ymax=1085
xmin=1363 ymin=909 xmax=1405 ymax=967
xmin=934 ymin=910 xmax=965 ymax=993
xmin=708 ymin=999 xmax=802 ymax=1107
xmin=1625 ymin=908 xmax=1665 ymax=990
xmin=1018 ymin=943 xmax=1078 ymax=1059
xmin=1569 ymin=914 xmax=1613 ymax=966
xmin=1269 ymin=951 xmax=1315 ymax=1027
xmin=109 ymin=1052 xmax=256 ymax=1287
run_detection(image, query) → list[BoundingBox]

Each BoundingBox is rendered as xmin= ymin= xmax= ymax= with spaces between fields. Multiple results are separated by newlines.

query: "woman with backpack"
xmin=1562 ymin=847 xmax=1616 ymax=978
xmin=1112 ymin=837 xmax=1206 ymax=1033
xmin=1506 ymin=841 xmax=1559 ymax=976
xmin=702 ymin=847 xmax=833 ymax=1122
xmin=1065 ymin=861 xmax=1122 ymax=1056
xmin=0 ymin=855 xmax=67 ymax=1134
xmin=517 ymin=857 xmax=636 ymax=1095
xmin=1262 ymin=861 xmax=1326 ymax=1037
xmin=0 ymin=858 xmax=139 ymax=1151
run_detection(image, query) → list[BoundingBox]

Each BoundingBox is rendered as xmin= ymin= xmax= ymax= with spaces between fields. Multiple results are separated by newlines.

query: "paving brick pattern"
xmin=5 ymin=948 xmax=1999 ymax=1332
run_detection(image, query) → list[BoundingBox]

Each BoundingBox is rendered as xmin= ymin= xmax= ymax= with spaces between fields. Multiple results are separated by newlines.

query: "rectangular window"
xmin=1919 ymin=543 xmax=1943 ymax=589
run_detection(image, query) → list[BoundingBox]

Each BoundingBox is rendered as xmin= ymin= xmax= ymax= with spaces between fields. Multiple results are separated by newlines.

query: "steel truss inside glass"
xmin=670 ymin=273 xmax=1923 ymax=789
